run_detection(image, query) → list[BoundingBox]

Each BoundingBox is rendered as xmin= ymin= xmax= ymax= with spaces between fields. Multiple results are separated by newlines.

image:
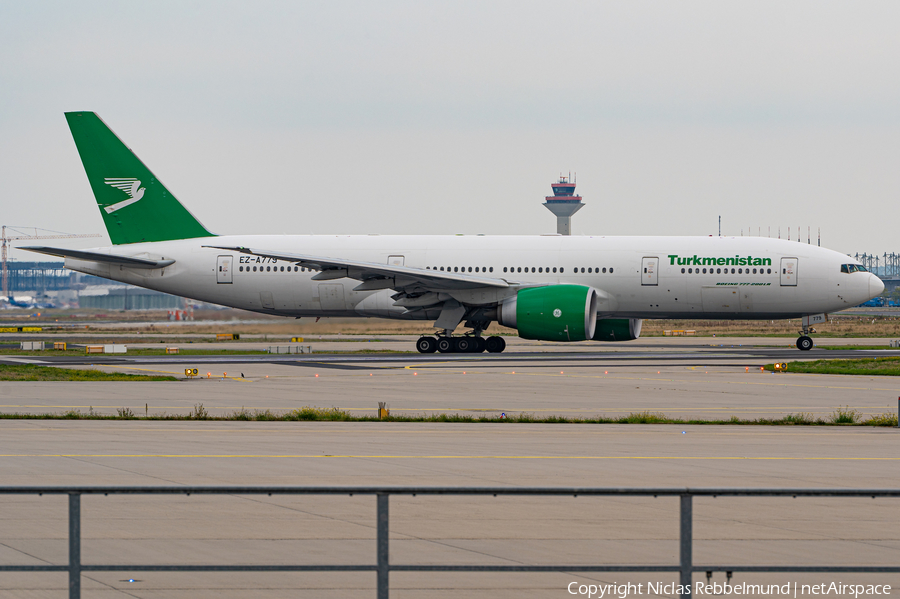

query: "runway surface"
xmin=2 ymin=339 xmax=899 ymax=420
xmin=2 ymin=338 xmax=900 ymax=597
xmin=4 ymin=334 xmax=900 ymax=369
xmin=2 ymin=422 xmax=899 ymax=597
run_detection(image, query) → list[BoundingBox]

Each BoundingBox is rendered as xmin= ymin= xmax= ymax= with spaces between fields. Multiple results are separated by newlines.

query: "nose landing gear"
xmin=796 ymin=325 xmax=817 ymax=351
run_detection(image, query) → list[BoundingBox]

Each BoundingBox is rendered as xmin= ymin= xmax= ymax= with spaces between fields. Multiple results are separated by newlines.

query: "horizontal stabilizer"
xmin=21 ymin=246 xmax=175 ymax=269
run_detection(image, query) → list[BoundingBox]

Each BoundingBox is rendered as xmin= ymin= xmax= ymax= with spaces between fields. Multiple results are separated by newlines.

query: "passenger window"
xmin=609 ymin=268 xmax=614 ymax=273
xmin=517 ymin=267 xmax=522 ymax=273
xmin=489 ymin=267 xmax=493 ymax=272
xmin=553 ymin=267 xmax=557 ymax=273
xmin=559 ymin=267 xmax=564 ymax=273
xmin=468 ymin=267 xmax=472 ymax=272
xmin=767 ymin=268 xmax=771 ymax=274
xmin=581 ymin=267 xmax=585 ymax=273
xmin=538 ymin=267 xmax=543 ymax=273
xmin=681 ymin=268 xmax=685 ymax=273
xmin=602 ymin=268 xmax=606 ymax=273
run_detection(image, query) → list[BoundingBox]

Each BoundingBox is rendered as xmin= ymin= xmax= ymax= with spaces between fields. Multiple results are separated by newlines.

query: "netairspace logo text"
xmin=567 ymin=582 xmax=892 ymax=598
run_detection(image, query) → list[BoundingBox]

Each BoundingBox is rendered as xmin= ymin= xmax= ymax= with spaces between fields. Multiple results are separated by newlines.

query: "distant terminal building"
xmin=543 ymin=175 xmax=584 ymax=235
xmin=1 ymin=260 xmax=188 ymax=310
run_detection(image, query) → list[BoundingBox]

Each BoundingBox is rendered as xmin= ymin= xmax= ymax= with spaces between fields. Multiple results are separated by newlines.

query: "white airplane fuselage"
xmin=64 ymin=234 xmax=882 ymax=323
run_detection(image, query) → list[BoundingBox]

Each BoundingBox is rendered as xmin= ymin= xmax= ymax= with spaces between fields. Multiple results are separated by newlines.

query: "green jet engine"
xmin=497 ymin=285 xmax=598 ymax=341
xmin=593 ymin=318 xmax=643 ymax=341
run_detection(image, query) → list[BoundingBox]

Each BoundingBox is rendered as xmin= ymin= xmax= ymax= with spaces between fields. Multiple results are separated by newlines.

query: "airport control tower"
xmin=543 ymin=174 xmax=583 ymax=235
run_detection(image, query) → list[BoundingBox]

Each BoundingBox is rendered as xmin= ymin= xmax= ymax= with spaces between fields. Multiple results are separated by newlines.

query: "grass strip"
xmin=0 ymin=406 xmax=896 ymax=426
xmin=0 ymin=364 xmax=177 ymax=382
xmin=764 ymin=357 xmax=900 ymax=376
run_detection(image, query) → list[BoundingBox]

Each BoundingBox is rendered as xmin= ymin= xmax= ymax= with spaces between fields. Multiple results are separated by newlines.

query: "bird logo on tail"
xmin=103 ymin=178 xmax=145 ymax=213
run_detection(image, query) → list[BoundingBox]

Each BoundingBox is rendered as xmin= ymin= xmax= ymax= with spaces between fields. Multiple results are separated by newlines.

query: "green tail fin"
xmin=65 ymin=111 xmax=215 ymax=245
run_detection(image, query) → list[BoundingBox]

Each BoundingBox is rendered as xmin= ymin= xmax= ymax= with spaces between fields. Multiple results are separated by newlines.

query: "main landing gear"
xmin=415 ymin=335 xmax=506 ymax=354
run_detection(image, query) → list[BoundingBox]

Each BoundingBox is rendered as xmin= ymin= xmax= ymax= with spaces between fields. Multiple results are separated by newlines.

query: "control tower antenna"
xmin=543 ymin=174 xmax=584 ymax=235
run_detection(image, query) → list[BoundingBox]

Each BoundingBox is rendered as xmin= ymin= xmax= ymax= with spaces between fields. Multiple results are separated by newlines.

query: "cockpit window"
xmin=841 ymin=264 xmax=866 ymax=273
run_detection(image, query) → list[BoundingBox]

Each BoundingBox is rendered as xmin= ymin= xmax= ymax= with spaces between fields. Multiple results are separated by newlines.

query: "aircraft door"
xmin=641 ymin=257 xmax=658 ymax=286
xmin=217 ymin=255 xmax=233 ymax=284
xmin=780 ymin=257 xmax=798 ymax=286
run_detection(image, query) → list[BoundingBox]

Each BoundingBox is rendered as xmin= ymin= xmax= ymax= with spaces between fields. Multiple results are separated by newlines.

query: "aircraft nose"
xmin=869 ymin=274 xmax=885 ymax=298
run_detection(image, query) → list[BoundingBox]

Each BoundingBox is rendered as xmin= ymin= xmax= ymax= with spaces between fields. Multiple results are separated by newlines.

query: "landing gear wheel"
xmin=797 ymin=336 xmax=814 ymax=351
xmin=456 ymin=337 xmax=474 ymax=353
xmin=473 ymin=337 xmax=486 ymax=353
xmin=485 ymin=336 xmax=506 ymax=353
xmin=437 ymin=337 xmax=456 ymax=353
xmin=416 ymin=337 xmax=437 ymax=354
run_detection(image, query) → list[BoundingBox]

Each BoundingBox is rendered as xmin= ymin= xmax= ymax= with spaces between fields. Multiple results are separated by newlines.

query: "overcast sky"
xmin=2 ymin=1 xmax=898 ymax=261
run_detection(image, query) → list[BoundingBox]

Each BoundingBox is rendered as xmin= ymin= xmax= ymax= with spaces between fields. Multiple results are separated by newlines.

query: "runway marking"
xmin=2 ymin=358 xmax=50 ymax=364
xmin=1 ymin=454 xmax=897 ymax=460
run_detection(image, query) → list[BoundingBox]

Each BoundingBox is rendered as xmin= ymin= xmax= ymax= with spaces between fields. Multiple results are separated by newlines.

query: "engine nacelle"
xmin=498 ymin=285 xmax=598 ymax=341
xmin=592 ymin=318 xmax=643 ymax=341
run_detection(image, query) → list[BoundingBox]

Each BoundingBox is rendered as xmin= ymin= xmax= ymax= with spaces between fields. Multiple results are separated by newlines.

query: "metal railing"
xmin=1 ymin=486 xmax=898 ymax=599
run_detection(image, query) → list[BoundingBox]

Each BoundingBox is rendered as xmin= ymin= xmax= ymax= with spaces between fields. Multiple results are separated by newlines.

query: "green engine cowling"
xmin=498 ymin=285 xmax=598 ymax=341
xmin=592 ymin=318 xmax=643 ymax=341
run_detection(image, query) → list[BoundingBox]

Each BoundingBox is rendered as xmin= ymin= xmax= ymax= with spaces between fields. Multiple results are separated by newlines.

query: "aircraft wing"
xmin=203 ymin=245 xmax=510 ymax=291
xmin=21 ymin=246 xmax=175 ymax=269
